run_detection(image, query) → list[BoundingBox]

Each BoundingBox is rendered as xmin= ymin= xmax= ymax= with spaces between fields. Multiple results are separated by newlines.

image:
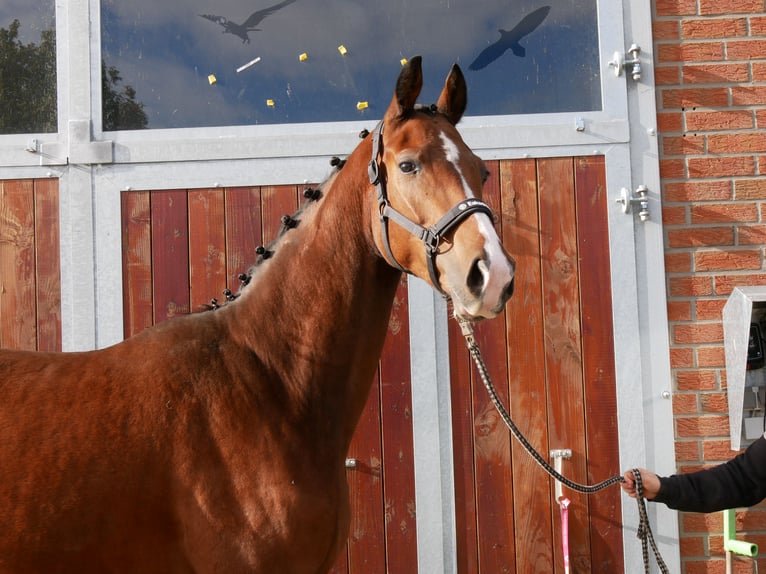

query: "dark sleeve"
xmin=651 ymin=435 xmax=766 ymax=513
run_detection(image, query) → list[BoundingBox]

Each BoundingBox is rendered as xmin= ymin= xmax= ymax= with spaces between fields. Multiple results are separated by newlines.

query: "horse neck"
xmin=221 ymin=142 xmax=401 ymax=449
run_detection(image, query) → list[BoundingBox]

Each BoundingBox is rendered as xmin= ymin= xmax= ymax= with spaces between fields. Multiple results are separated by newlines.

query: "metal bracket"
xmin=608 ymin=44 xmax=642 ymax=81
xmin=550 ymin=449 xmax=572 ymax=501
xmin=616 ymin=185 xmax=650 ymax=221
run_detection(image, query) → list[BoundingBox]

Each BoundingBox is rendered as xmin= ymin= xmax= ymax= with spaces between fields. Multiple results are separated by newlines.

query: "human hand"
xmin=621 ymin=468 xmax=661 ymax=500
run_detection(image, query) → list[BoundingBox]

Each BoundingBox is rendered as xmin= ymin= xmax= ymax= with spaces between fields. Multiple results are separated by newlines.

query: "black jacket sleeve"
xmin=652 ymin=434 xmax=766 ymax=513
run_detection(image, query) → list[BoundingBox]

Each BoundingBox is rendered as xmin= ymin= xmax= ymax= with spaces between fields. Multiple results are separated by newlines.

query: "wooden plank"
xmin=501 ymin=158 xmax=555 ymax=572
xmin=224 ymin=187 xmax=262 ymax=290
xmin=378 ymin=276 xmax=417 ymax=572
xmin=470 ymin=161 xmax=516 ymax=573
xmin=537 ymin=157 xmax=591 ymax=572
xmin=121 ymin=191 xmax=153 ymax=338
xmin=574 ymin=156 xmax=624 ymax=573
xmin=260 ymin=185 xmax=299 ymax=251
xmin=0 ymin=180 xmax=37 ymax=350
xmin=151 ymin=190 xmax=190 ymax=324
xmin=33 ymin=178 xmax=61 ymax=351
xmin=449 ymin=313 xmax=479 ymax=574
xmin=188 ymin=189 xmax=226 ymax=311
xmin=346 ymin=372 xmax=386 ymax=574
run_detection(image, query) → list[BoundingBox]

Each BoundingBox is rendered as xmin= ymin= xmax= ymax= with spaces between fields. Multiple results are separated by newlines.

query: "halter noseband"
xmin=368 ymin=119 xmax=495 ymax=294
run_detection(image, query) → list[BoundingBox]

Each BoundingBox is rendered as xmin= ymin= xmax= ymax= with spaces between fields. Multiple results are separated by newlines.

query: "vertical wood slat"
xmin=260 ymin=185 xmax=299 ymax=250
xmin=501 ymin=158 xmax=555 ymax=573
xmin=471 ymin=161 xmax=516 ymax=573
xmin=188 ymin=189 xmax=226 ymax=311
xmin=121 ymin=191 xmax=153 ymax=339
xmin=0 ymin=180 xmax=37 ymax=351
xmin=379 ymin=277 xmax=417 ymax=573
xmin=151 ymin=190 xmax=190 ymax=323
xmin=33 ymin=179 xmax=61 ymax=351
xmin=346 ymin=372 xmax=386 ymax=573
xmin=574 ymin=156 xmax=623 ymax=573
xmin=538 ymin=157 xmax=592 ymax=572
xmin=224 ymin=187 xmax=262 ymax=290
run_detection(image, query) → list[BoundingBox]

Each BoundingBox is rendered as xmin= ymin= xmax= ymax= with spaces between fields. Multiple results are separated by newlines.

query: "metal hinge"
xmin=616 ymin=185 xmax=650 ymax=221
xmin=608 ymin=44 xmax=642 ymax=81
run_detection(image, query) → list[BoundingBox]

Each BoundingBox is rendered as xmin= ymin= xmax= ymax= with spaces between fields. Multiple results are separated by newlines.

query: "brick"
xmin=699 ymin=0 xmax=766 ymax=14
xmin=675 ymin=439 xmax=702 ymax=461
xmin=752 ymin=16 xmax=766 ymax=36
xmin=679 ymin=535 xmax=707 ymax=557
xmin=732 ymin=85 xmax=766 ymax=106
xmin=663 ymin=134 xmax=706 ymax=155
xmin=688 ymin=157 xmax=756 ymax=178
xmin=690 ymin=202 xmax=758 ymax=223
xmin=715 ymin=274 xmax=766 ymax=295
xmin=696 ymin=298 xmax=726 ymax=320
xmin=761 ymin=155 xmax=766 ymax=175
xmin=754 ymin=62 xmax=766 ymax=82
xmin=655 ymin=65 xmax=681 ymax=86
xmin=677 ymin=369 xmax=719 ymax=389
xmin=660 ymin=158 xmax=687 ymax=179
xmin=670 ymin=275 xmax=714 ymax=296
xmin=663 ymin=204 xmax=688 ymax=225
xmin=703 ymin=438 xmax=743 ymax=459
xmin=668 ymin=299 xmax=693 ymax=321
xmin=655 ymin=0 xmax=698 ymax=16
xmin=667 ymin=226 xmax=734 ymax=247
xmin=658 ymin=111 xmax=684 ymax=132
xmin=670 ymin=345 xmax=695 ymax=367
xmin=653 ymin=20 xmax=681 ymax=40
xmin=683 ymin=63 xmax=750 ymax=83
xmin=738 ymin=224 xmax=766 ymax=244
xmin=734 ymin=179 xmax=766 ymax=199
xmin=677 ymin=415 xmax=730 ymax=437
xmin=694 ymin=249 xmax=761 ymax=271
xmin=662 ymin=87 xmax=729 ymax=109
xmin=757 ymin=110 xmax=766 ymax=129
xmin=727 ymin=39 xmax=766 ymax=60
xmin=684 ymin=558 xmax=727 ymax=573
xmin=682 ymin=18 xmax=748 ymax=38
xmin=658 ymin=42 xmax=726 ymax=64
xmin=666 ymin=251 xmax=693 ymax=273
xmin=674 ymin=322 xmax=724 ymax=344
xmin=700 ymin=391 xmax=728 ymax=411
xmin=664 ymin=180 xmax=732 ymax=202
xmin=697 ymin=347 xmax=725 ymax=368
xmin=673 ymin=391 xmax=701 ymax=413
xmin=685 ymin=110 xmax=753 ymax=132
xmin=708 ymin=133 xmax=766 ymax=154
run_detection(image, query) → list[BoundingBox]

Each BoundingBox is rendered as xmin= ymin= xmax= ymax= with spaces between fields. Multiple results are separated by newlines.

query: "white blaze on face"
xmin=440 ymin=131 xmax=514 ymax=313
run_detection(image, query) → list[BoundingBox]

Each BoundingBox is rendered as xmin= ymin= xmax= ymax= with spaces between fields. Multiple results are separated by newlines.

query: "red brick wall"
xmin=654 ymin=0 xmax=766 ymax=571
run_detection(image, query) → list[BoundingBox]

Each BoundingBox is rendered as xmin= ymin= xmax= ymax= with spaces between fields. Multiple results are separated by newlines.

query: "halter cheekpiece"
xmin=368 ymin=118 xmax=495 ymax=294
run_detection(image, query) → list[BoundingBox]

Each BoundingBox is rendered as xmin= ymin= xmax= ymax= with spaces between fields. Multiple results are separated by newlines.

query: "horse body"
xmin=0 ymin=57 xmax=514 ymax=573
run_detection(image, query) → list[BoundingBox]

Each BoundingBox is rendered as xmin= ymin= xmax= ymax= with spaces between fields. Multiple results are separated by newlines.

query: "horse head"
xmin=369 ymin=56 xmax=515 ymax=320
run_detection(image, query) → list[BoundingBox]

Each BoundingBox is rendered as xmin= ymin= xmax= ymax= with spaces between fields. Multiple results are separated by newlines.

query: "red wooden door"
xmin=450 ymin=157 xmax=623 ymax=574
xmin=120 ymin=185 xmax=418 ymax=573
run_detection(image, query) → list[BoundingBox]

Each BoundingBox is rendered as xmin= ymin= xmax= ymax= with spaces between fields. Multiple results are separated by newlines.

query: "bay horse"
xmin=0 ymin=57 xmax=515 ymax=573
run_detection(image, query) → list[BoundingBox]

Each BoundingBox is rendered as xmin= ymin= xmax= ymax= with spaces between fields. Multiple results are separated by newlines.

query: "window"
xmin=101 ymin=0 xmax=599 ymax=130
xmin=0 ymin=2 xmax=57 ymax=134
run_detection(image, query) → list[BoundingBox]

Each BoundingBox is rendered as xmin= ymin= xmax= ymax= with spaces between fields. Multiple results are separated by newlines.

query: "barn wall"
xmin=653 ymin=1 xmax=766 ymax=571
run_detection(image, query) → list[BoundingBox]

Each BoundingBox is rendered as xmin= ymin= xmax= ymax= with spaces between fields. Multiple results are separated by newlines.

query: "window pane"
xmin=0 ymin=2 xmax=57 ymax=134
xmin=101 ymin=0 xmax=599 ymax=130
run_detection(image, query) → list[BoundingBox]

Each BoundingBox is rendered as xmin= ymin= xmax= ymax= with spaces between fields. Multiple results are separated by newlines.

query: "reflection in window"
xmin=0 ymin=4 xmax=56 ymax=134
xmin=101 ymin=0 xmax=600 ymax=130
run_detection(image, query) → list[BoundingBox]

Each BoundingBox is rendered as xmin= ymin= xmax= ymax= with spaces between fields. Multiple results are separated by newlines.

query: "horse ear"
xmin=436 ymin=64 xmax=467 ymax=125
xmin=387 ymin=55 xmax=423 ymax=119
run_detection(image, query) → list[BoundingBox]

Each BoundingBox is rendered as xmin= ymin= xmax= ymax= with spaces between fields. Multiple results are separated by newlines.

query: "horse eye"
xmin=481 ymin=167 xmax=490 ymax=183
xmin=399 ymin=161 xmax=418 ymax=174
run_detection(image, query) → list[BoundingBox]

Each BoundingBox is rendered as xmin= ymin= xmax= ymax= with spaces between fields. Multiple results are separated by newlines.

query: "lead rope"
xmin=457 ymin=319 xmax=668 ymax=573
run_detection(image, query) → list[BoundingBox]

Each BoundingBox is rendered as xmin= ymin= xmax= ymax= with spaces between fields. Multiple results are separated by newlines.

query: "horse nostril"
xmin=503 ymin=278 xmax=515 ymax=300
xmin=467 ymin=257 xmax=485 ymax=298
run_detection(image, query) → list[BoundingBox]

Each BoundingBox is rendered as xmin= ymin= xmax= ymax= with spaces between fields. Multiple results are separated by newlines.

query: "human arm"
xmin=623 ymin=434 xmax=766 ymax=513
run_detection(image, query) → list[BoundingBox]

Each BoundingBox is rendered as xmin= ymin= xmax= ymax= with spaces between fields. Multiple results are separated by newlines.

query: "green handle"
xmin=724 ymin=508 xmax=759 ymax=557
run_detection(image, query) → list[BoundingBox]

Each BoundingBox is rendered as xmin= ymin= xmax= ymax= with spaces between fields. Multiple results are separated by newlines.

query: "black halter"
xmin=367 ymin=120 xmax=495 ymax=294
